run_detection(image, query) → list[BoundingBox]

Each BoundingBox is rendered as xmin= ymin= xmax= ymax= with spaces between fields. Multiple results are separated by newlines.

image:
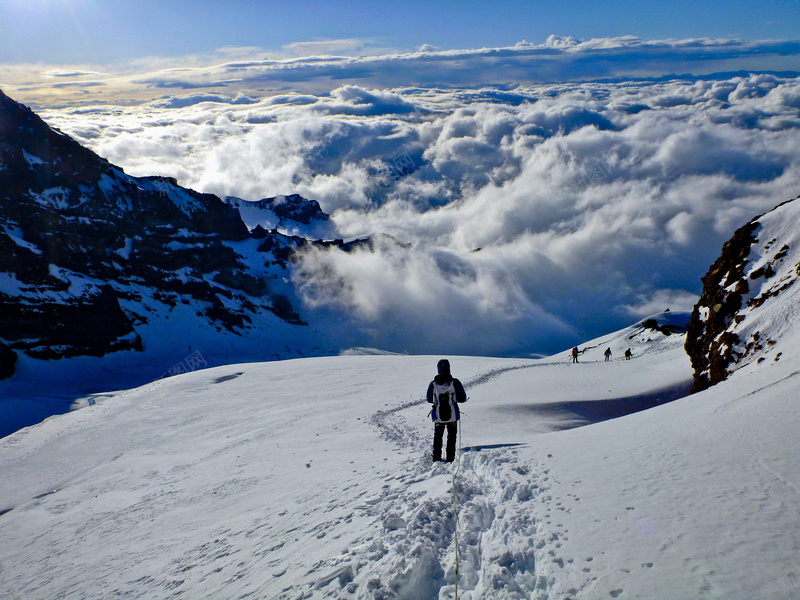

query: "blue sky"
xmin=2 ymin=0 xmax=799 ymax=64
xmin=2 ymin=0 xmax=799 ymax=109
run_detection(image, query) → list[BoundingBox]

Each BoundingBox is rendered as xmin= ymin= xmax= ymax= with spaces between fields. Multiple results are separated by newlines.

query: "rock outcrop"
xmin=685 ymin=197 xmax=800 ymax=392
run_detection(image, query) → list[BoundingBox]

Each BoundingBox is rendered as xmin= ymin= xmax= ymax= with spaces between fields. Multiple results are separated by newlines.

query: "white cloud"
xmin=293 ymin=236 xmax=576 ymax=355
xmin=42 ymin=69 xmax=105 ymax=78
xmin=5 ymin=36 xmax=800 ymax=109
xmin=620 ymin=290 xmax=701 ymax=319
xmin=283 ymin=39 xmax=370 ymax=57
xmin=544 ymin=35 xmax=579 ymax=48
xmin=35 ymin=70 xmax=800 ymax=355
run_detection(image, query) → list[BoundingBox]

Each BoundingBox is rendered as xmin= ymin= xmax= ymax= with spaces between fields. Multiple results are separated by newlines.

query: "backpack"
xmin=433 ymin=380 xmax=457 ymax=423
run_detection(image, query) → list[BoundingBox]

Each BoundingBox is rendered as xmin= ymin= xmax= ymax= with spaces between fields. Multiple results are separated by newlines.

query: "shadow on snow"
xmin=494 ymin=382 xmax=692 ymax=431
xmin=462 ymin=443 xmax=527 ymax=452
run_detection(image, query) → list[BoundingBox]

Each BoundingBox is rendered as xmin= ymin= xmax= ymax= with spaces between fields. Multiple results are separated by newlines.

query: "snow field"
xmin=2 ymin=317 xmax=800 ymax=599
xmin=0 ymin=353 xmax=574 ymax=599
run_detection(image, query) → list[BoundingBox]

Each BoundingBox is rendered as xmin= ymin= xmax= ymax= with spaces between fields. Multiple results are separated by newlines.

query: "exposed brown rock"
xmin=685 ymin=220 xmax=758 ymax=393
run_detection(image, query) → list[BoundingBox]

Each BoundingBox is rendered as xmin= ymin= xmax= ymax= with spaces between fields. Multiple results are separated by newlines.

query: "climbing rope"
xmin=452 ymin=413 xmax=463 ymax=599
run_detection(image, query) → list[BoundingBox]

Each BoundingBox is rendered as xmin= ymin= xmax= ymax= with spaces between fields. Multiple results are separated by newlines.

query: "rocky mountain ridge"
xmin=0 ymin=89 xmax=346 ymax=384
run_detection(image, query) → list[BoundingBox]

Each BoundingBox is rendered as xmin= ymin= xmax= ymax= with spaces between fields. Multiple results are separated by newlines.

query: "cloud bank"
xmin=127 ymin=37 xmax=800 ymax=93
xmin=4 ymin=36 xmax=800 ymax=109
xmin=29 ymin=44 xmax=800 ymax=356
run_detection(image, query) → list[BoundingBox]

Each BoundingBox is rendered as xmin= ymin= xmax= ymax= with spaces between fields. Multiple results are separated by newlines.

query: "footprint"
xmin=610 ymin=590 xmax=623 ymax=598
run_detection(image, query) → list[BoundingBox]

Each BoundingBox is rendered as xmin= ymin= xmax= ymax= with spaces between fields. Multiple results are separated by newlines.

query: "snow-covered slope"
xmin=2 ymin=301 xmax=798 ymax=599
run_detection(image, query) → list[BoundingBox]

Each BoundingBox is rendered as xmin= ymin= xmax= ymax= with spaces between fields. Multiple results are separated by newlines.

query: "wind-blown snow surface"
xmin=2 ymin=313 xmax=799 ymax=599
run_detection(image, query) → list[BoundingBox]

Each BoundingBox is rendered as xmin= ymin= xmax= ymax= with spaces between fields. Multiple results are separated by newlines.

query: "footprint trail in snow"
xmin=294 ymin=364 xmax=570 ymax=600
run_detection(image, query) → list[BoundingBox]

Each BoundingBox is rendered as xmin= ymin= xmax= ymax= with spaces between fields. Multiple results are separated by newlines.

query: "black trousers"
xmin=433 ymin=422 xmax=458 ymax=462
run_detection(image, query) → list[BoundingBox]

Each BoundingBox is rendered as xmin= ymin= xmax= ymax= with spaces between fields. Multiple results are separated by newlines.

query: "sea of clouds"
xmin=35 ymin=42 xmax=800 ymax=356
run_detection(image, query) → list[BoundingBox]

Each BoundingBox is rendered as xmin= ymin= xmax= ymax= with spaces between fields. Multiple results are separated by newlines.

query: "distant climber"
xmin=625 ymin=348 xmax=632 ymax=360
xmin=571 ymin=346 xmax=579 ymax=363
xmin=604 ymin=347 xmax=612 ymax=362
xmin=427 ymin=359 xmax=467 ymax=463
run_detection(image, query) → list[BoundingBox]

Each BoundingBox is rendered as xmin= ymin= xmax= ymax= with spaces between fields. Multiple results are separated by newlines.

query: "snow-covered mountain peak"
xmin=226 ymin=194 xmax=337 ymax=240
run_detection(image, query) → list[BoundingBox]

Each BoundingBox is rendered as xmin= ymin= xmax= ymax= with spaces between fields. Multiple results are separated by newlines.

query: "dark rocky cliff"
xmin=0 ymin=90 xmax=341 ymax=381
xmin=685 ymin=197 xmax=800 ymax=393
xmin=684 ymin=220 xmax=758 ymax=392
